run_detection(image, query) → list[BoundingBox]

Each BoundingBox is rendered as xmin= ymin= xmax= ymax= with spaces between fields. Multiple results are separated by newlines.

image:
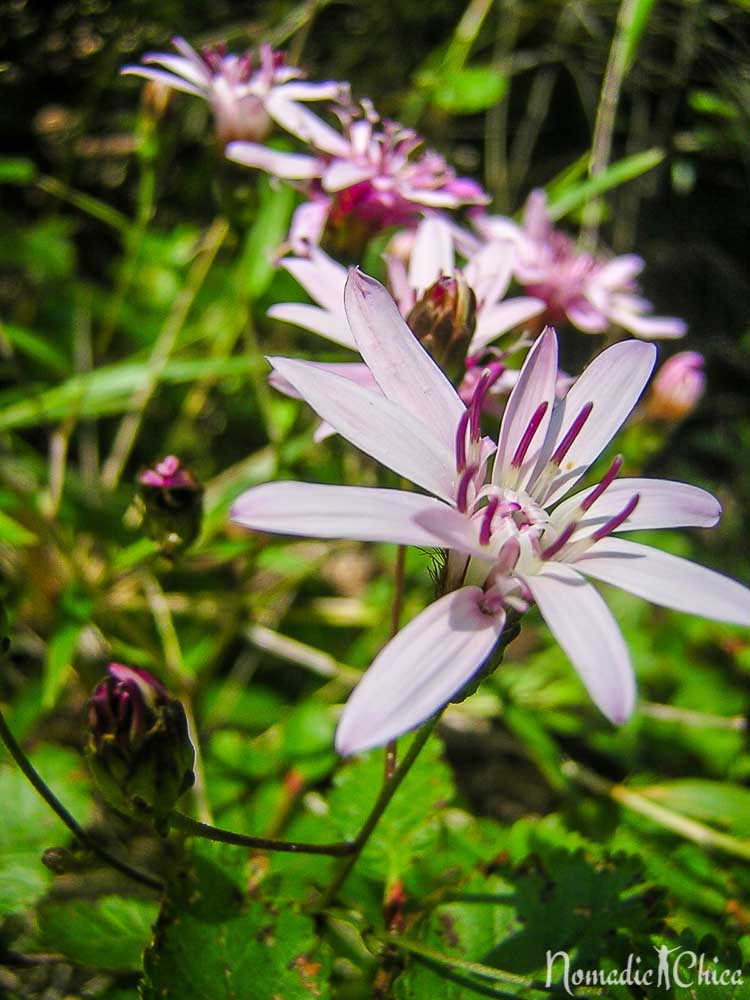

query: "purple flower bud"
xmin=647 ymin=351 xmax=705 ymax=420
xmin=86 ymin=664 xmax=194 ymax=823
xmin=406 ymin=275 xmax=477 ymax=382
xmin=138 ymin=456 xmax=203 ymax=555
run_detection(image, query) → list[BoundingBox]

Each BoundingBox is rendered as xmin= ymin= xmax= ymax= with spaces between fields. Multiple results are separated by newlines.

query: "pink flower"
xmin=231 ymin=271 xmax=750 ymax=754
xmin=646 ymin=351 xmax=705 ymax=420
xmin=227 ymin=103 xmax=489 ymax=251
xmin=122 ymin=37 xmax=347 ymax=144
xmin=139 ymin=455 xmax=196 ymax=489
xmin=266 ymin=216 xmax=544 ymax=436
xmin=472 ymin=189 xmax=687 ymax=340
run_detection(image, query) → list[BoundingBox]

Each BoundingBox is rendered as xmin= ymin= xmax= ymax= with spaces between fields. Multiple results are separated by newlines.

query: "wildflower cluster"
xmin=123 ymin=33 xmax=750 ymax=759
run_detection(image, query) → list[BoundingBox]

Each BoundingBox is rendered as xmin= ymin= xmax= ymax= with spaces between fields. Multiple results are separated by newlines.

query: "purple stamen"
xmin=469 ymin=363 xmax=506 ymax=441
xmin=455 ymin=409 xmax=470 ymax=472
xmin=580 ymin=454 xmax=624 ymax=512
xmin=456 ymin=465 xmax=477 ymax=513
xmin=479 ymin=497 xmax=499 ymax=546
xmin=510 ymin=401 xmax=549 ymax=469
xmin=591 ymin=493 xmax=640 ymax=541
xmin=550 ymin=401 xmax=594 ymax=466
xmin=541 ymin=521 xmax=577 ymax=560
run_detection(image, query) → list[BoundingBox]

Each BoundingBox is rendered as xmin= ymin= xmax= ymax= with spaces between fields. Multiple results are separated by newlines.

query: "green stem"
xmin=380 ymin=933 xmax=604 ymax=998
xmin=168 ymin=810 xmax=355 ymax=856
xmin=0 ymin=704 xmax=163 ymax=892
xmin=580 ymin=0 xmax=640 ymax=247
xmin=316 ymin=715 xmax=440 ymax=909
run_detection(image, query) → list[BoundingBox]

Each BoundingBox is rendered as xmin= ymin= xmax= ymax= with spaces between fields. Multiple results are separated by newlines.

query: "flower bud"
xmin=647 ymin=351 xmax=705 ymax=421
xmin=86 ymin=664 xmax=195 ymax=823
xmin=406 ymin=275 xmax=477 ymax=382
xmin=138 ymin=456 xmax=203 ymax=555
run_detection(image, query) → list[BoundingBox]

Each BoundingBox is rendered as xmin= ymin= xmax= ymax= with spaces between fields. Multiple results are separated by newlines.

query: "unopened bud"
xmin=86 ymin=664 xmax=195 ymax=823
xmin=138 ymin=456 xmax=203 ymax=555
xmin=647 ymin=351 xmax=705 ymax=421
xmin=406 ymin=275 xmax=477 ymax=382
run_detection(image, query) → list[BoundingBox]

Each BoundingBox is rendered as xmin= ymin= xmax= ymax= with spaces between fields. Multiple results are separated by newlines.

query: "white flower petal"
xmin=536 ymin=339 xmax=657 ymax=506
xmin=121 ymin=66 xmax=205 ymax=97
xmin=288 ymin=199 xmax=330 ymax=251
xmin=279 ymin=247 xmax=348 ymax=315
xmin=269 ymin=362 xmax=378 ymax=401
xmin=471 ymin=297 xmax=545 ymax=354
xmin=343 ymin=270 xmax=465 ymax=454
xmin=267 ymin=303 xmax=355 ymax=350
xmin=140 ymin=53 xmax=210 ymax=88
xmin=574 ymin=537 xmax=750 ymax=626
xmin=264 ymin=95 xmax=350 ymax=155
xmin=553 ymin=479 xmax=722 ymax=535
xmin=225 ymin=142 xmax=320 ymax=179
xmin=322 ymin=160 xmax=375 ymax=192
xmin=230 ymin=482 xmax=457 ymax=548
xmin=408 ymin=217 xmax=455 ymax=295
xmin=335 ymin=587 xmax=506 ymax=754
xmin=463 ymin=240 xmax=514 ymax=306
xmin=613 ymin=310 xmax=687 ymax=340
xmin=269 ymin=357 xmax=457 ymax=500
xmin=273 ymin=81 xmax=345 ymax=103
xmin=522 ymin=564 xmax=635 ymax=723
xmin=495 ymin=327 xmax=558 ymax=486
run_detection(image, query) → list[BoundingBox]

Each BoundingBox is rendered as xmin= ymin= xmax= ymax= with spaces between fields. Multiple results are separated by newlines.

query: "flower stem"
xmin=0 ymin=704 xmax=163 ymax=892
xmin=383 ymin=545 xmax=407 ymax=781
xmin=168 ymin=810 xmax=356 ymax=856
xmin=316 ymin=714 xmax=441 ymax=909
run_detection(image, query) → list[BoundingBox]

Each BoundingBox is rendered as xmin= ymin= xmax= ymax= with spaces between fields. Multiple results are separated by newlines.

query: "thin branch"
xmin=0 ymin=704 xmax=163 ymax=891
xmin=316 ymin=715 xmax=440 ymax=909
xmin=169 ymin=810 xmax=355 ymax=856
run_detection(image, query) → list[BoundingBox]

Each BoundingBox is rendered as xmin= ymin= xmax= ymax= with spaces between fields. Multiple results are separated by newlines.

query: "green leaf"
xmin=0 ymin=157 xmax=36 ymax=183
xmin=141 ymin=842 xmax=330 ymax=999
xmin=546 ymin=148 xmax=664 ymax=220
xmin=623 ymin=0 xmax=656 ymax=70
xmin=0 ymin=746 xmax=91 ymax=916
xmin=0 ymin=508 xmax=37 ymax=546
xmin=43 ymin=621 xmax=84 ymax=710
xmin=0 ymin=322 xmax=70 ymax=374
xmin=38 ymin=896 xmax=159 ymax=970
xmin=432 ymin=66 xmax=507 ymax=114
xmin=640 ymin=780 xmax=750 ymax=837
xmin=0 ymin=355 xmax=263 ymax=432
xmin=328 ymin=738 xmax=455 ymax=884
xmin=238 ymin=177 xmax=295 ymax=301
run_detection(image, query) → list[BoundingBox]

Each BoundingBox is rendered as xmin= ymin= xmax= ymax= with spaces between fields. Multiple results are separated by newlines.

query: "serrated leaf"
xmin=432 ymin=65 xmax=507 ymax=114
xmin=141 ymin=841 xmax=330 ymax=999
xmin=38 ymin=895 xmax=159 ymax=970
xmin=328 ymin=737 xmax=455 ymax=883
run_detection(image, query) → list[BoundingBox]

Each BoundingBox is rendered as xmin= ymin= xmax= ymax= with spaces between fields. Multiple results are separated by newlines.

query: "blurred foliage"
xmin=0 ymin=0 xmax=749 ymax=997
